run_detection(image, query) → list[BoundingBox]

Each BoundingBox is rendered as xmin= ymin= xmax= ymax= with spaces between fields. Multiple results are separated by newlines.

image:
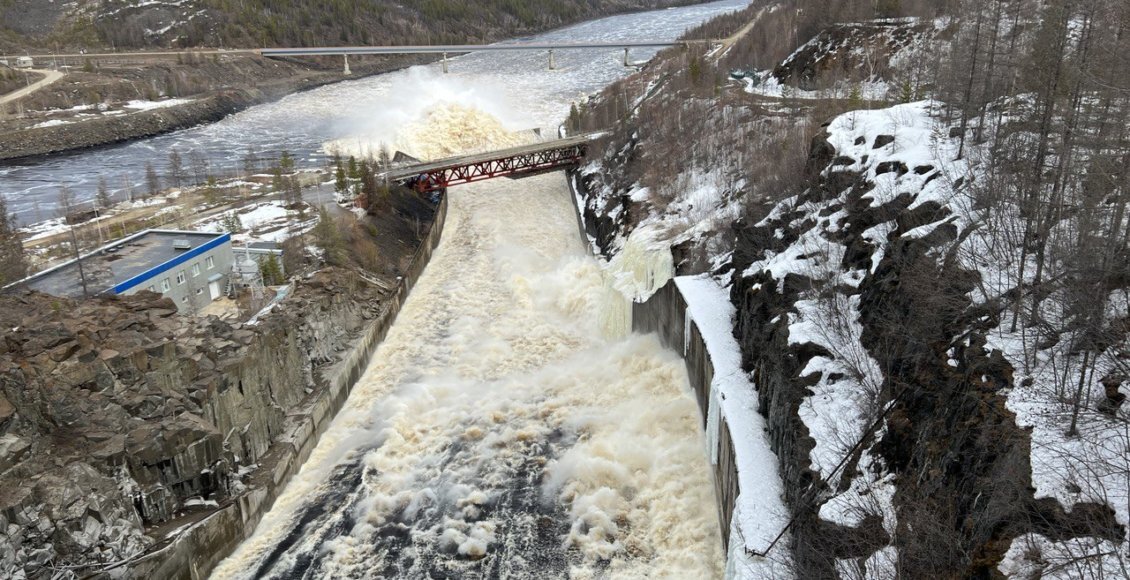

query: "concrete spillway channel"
xmin=198 ymin=171 xmax=724 ymax=578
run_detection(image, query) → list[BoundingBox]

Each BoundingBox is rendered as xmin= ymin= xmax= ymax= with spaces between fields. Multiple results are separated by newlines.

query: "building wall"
xmin=122 ymin=242 xmax=235 ymax=313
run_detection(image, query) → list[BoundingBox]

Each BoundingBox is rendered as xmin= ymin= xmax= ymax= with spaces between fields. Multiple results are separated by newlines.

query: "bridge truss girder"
xmin=403 ymin=143 xmax=587 ymax=193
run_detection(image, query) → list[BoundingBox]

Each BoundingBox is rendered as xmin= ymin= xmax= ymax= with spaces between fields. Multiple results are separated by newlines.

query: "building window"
xmin=161 ymin=278 xmax=170 ymax=292
xmin=176 ymin=271 xmax=186 ymax=285
xmin=195 ymin=288 xmax=203 ymax=295
xmin=191 ymin=263 xmax=201 ymax=277
xmin=147 ymin=285 xmax=155 ymax=292
xmin=206 ymin=256 xmax=215 ymax=269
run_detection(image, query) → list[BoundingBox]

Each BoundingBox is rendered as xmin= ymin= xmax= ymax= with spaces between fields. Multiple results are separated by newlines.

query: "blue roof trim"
xmin=111 ymin=233 xmax=231 ymax=294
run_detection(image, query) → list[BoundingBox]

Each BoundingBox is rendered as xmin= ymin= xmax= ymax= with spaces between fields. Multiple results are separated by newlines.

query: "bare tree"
xmin=145 ymin=161 xmax=161 ymax=198
xmin=167 ymin=148 xmax=185 ymax=188
xmin=56 ymin=185 xmax=76 ymax=219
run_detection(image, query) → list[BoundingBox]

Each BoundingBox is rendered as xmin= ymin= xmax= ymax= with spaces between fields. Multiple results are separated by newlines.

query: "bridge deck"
xmin=383 ymin=133 xmax=600 ymax=182
xmin=261 ymin=42 xmax=681 ymax=57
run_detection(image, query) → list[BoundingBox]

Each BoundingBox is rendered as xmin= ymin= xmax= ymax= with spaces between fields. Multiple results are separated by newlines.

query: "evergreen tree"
xmin=222 ymin=212 xmax=242 ymax=234
xmin=359 ymin=160 xmax=377 ymax=209
xmin=285 ymin=175 xmax=303 ymax=206
xmin=334 ymin=163 xmax=348 ymax=194
xmin=271 ymin=166 xmax=284 ymax=193
xmin=259 ymin=253 xmax=284 ymax=285
xmin=568 ymin=102 xmax=582 ymax=132
xmin=279 ymin=150 xmax=295 ymax=173
xmin=0 ymin=195 xmax=27 ymax=286
xmin=312 ymin=206 xmax=343 ymax=265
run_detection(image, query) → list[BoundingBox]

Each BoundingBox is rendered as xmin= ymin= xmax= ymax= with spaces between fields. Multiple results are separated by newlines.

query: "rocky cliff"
xmin=727 ymin=104 xmax=1125 ymax=577
xmin=0 ymin=196 xmax=444 ymax=578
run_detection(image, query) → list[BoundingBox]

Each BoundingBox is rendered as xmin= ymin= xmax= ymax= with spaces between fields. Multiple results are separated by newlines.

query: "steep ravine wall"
xmin=128 ymin=194 xmax=448 ymax=579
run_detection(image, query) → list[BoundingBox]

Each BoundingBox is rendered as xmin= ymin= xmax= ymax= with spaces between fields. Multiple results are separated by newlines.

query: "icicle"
xmin=683 ymin=305 xmax=692 ymax=356
xmin=706 ymin=380 xmax=721 ymax=466
xmin=724 ymin=505 xmax=743 ymax=579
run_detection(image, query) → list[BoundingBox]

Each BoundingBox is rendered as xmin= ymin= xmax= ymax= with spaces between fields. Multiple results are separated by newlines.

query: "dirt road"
xmin=0 ymin=68 xmax=64 ymax=106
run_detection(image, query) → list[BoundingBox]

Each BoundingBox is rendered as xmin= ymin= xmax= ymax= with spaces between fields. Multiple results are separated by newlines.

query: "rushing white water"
xmin=211 ymin=168 xmax=723 ymax=578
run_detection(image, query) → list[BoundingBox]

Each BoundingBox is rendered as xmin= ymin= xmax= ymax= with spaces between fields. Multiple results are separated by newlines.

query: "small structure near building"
xmin=14 ymin=56 xmax=33 ymax=69
xmin=232 ymin=242 xmax=286 ymax=285
xmin=6 ymin=230 xmax=235 ymax=313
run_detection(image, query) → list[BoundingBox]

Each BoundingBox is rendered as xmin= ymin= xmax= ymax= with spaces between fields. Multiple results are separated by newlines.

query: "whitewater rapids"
xmin=211 ymin=170 xmax=723 ymax=578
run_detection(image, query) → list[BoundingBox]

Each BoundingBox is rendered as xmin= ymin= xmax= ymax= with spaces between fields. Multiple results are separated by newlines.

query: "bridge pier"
xmin=548 ymin=49 xmax=556 ymax=70
xmin=442 ymin=52 xmax=448 ymax=74
xmin=343 ymin=54 xmax=351 ymax=75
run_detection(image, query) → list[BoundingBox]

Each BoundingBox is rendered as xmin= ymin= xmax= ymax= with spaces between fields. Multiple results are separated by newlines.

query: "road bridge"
xmin=6 ymin=40 xmax=699 ymax=74
xmin=261 ymin=42 xmax=685 ymax=71
xmin=383 ymin=133 xmax=599 ymax=193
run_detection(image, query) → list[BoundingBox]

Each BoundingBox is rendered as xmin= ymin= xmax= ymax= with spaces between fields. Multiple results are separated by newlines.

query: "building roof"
xmin=15 ymin=230 xmax=231 ymax=299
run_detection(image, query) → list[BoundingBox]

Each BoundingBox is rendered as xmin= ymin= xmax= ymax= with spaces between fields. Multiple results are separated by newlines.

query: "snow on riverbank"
xmin=675 ymin=274 xmax=793 ymax=578
xmin=123 ymin=98 xmax=194 ymax=110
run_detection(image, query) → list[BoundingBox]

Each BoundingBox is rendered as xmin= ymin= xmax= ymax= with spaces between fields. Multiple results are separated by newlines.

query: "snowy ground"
xmin=193 ymin=200 xmax=316 ymax=243
xmin=787 ymin=100 xmax=1130 ymax=577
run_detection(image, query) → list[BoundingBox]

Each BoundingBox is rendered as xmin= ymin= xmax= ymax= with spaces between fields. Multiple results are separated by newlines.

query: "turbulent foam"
xmin=211 ymin=170 xmax=722 ymax=579
xmin=395 ymin=103 xmax=531 ymax=160
xmin=325 ymin=102 xmax=533 ymax=162
xmin=322 ymin=69 xmax=536 ymax=162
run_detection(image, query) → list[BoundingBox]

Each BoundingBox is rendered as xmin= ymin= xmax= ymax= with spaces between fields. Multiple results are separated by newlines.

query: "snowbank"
xmin=675 ymin=274 xmax=793 ymax=578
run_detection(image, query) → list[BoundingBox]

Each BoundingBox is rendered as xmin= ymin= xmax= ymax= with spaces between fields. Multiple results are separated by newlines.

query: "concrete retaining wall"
xmin=631 ymin=280 xmax=741 ymax=552
xmin=565 ymin=168 xmax=740 ymax=551
xmin=129 ymin=194 xmax=449 ymax=579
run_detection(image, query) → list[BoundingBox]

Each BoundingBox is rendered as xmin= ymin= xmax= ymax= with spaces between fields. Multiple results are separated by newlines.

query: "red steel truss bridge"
xmin=382 ymin=133 xmax=600 ymax=193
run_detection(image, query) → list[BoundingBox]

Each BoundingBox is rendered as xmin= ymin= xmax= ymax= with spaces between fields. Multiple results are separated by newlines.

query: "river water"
xmin=8 ymin=1 xmax=749 ymax=577
xmin=212 ymin=171 xmax=723 ymax=578
xmin=0 ymin=0 xmax=747 ymax=225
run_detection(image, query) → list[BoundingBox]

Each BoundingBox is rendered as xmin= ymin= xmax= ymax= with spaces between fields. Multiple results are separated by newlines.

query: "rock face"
xmin=727 ymin=129 xmax=1123 ymax=577
xmin=0 ymin=213 xmax=441 ymax=579
xmin=0 ymin=272 xmax=381 ymax=576
xmin=771 ymin=19 xmax=943 ymax=90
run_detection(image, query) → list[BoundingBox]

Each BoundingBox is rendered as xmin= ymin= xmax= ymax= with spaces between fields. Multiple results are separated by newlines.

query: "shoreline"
xmin=0 ymin=55 xmax=435 ymax=163
xmin=0 ymin=0 xmax=722 ymax=164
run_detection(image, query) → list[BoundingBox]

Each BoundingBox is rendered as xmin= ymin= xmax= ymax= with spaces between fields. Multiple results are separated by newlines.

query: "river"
xmin=9 ymin=1 xmax=751 ymax=577
xmin=0 ymin=0 xmax=747 ymax=226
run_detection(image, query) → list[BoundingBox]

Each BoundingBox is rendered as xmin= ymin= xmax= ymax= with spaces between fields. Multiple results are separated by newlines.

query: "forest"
xmin=0 ymin=0 xmax=708 ymax=51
